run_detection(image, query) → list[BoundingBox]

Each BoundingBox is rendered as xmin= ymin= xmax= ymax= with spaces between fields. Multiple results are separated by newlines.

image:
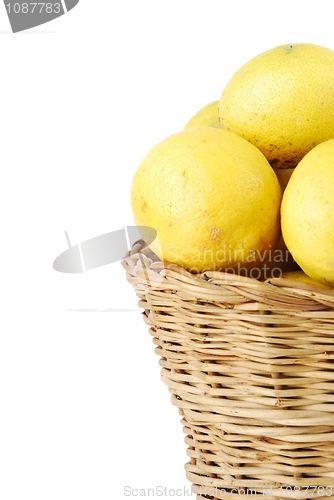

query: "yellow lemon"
xmin=131 ymin=127 xmax=282 ymax=273
xmin=281 ymin=139 xmax=334 ymax=286
xmin=184 ymin=101 xmax=220 ymax=130
xmin=219 ymin=43 xmax=334 ymax=169
xmin=281 ymin=271 xmax=333 ymax=290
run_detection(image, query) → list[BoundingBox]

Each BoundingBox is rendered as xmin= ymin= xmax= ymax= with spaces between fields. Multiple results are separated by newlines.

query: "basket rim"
xmin=122 ymin=239 xmax=334 ymax=303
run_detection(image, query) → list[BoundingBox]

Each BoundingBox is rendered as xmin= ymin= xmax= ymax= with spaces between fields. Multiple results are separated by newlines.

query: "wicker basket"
xmin=122 ymin=240 xmax=334 ymax=500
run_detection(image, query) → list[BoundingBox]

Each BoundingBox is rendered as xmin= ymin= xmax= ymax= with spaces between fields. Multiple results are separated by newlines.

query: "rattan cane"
xmin=122 ymin=240 xmax=334 ymax=500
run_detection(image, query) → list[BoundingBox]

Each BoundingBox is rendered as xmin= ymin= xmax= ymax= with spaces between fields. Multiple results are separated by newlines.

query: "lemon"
xmin=281 ymin=139 xmax=334 ymax=286
xmin=281 ymin=271 xmax=333 ymax=290
xmin=184 ymin=101 xmax=220 ymax=130
xmin=219 ymin=43 xmax=334 ymax=169
xmin=131 ymin=127 xmax=282 ymax=273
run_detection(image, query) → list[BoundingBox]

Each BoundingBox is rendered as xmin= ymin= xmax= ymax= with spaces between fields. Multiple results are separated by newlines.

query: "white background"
xmin=1 ymin=1 xmax=334 ymax=499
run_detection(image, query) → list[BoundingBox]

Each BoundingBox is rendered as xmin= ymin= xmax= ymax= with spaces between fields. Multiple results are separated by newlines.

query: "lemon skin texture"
xmin=184 ymin=101 xmax=220 ymax=130
xmin=131 ymin=127 xmax=282 ymax=273
xmin=219 ymin=43 xmax=334 ymax=169
xmin=281 ymin=139 xmax=334 ymax=286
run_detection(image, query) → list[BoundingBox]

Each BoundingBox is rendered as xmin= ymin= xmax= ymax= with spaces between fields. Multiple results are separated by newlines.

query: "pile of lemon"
xmin=131 ymin=43 xmax=334 ymax=288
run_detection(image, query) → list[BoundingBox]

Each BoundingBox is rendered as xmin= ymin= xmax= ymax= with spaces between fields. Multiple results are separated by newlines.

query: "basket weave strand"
xmin=122 ymin=241 xmax=334 ymax=500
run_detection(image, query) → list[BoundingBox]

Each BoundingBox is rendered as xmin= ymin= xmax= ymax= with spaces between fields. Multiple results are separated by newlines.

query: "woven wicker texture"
xmin=122 ymin=241 xmax=334 ymax=500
